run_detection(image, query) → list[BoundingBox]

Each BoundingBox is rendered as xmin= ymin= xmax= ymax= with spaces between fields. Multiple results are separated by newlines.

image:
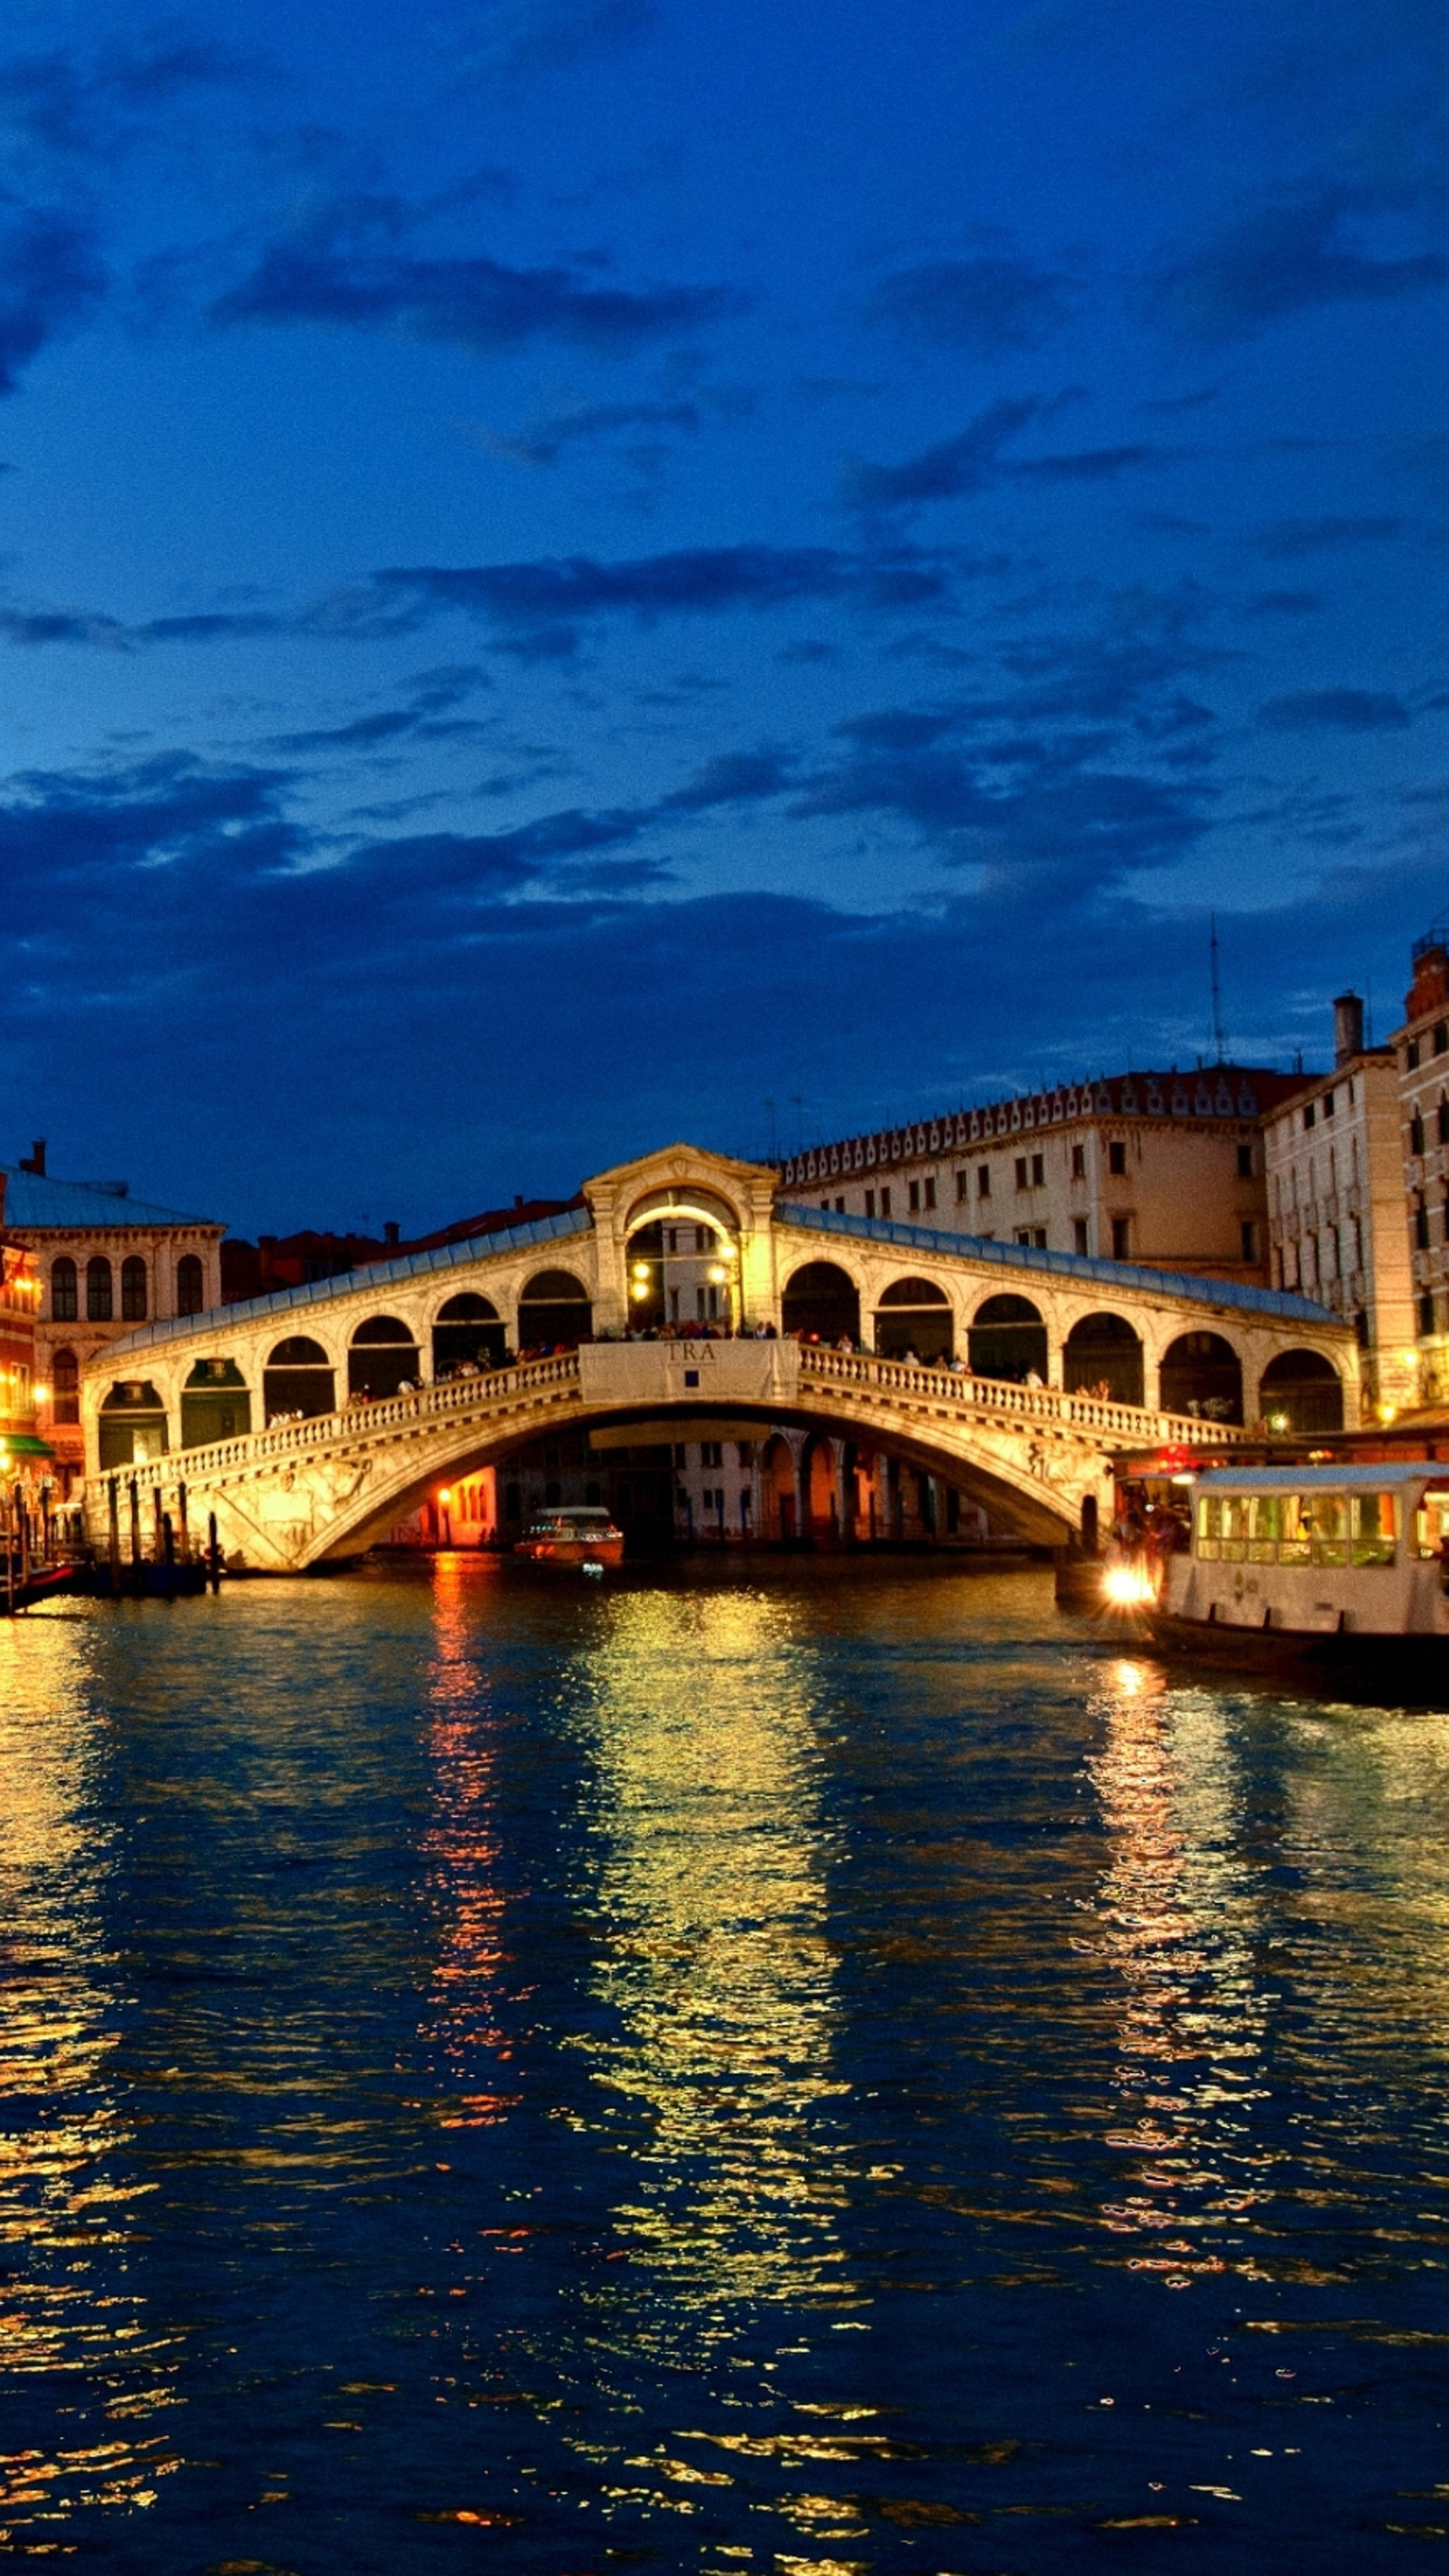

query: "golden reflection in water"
xmin=570 ymin=1588 xmax=852 ymax=2341
xmin=421 ymin=1558 xmax=515 ymax=2127
xmin=1085 ymin=1658 xmax=1269 ymax=2290
xmin=0 ymin=1617 xmax=179 ymax=2536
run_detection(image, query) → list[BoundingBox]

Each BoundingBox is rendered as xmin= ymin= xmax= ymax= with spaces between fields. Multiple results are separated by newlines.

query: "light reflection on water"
xmin=0 ymin=1618 xmax=179 ymax=2535
xmin=567 ymin=1587 xmax=853 ymax=2330
xmin=1 ymin=1567 xmax=1448 ymax=2569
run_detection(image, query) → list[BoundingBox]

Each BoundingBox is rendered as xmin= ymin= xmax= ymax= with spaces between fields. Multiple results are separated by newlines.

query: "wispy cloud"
xmin=1258 ymin=687 xmax=1413 ymax=730
xmin=1148 ymin=186 xmax=1449 ymax=341
xmin=863 ymin=253 xmax=1079 ymax=354
xmin=0 ymin=206 xmax=104 ymax=392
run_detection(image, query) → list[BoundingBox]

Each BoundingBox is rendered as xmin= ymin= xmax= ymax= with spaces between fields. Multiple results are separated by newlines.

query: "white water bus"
xmin=1115 ymin=1462 xmax=1449 ymax=1683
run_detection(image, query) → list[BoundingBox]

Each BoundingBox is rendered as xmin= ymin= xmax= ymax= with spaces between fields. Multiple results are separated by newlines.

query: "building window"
xmin=176 ymin=1254 xmax=204 ymax=1316
xmin=1030 ymin=1152 xmax=1044 ymax=1187
xmin=908 ymin=1180 xmax=920 ymax=1213
xmin=1237 ymin=1142 xmax=1254 ymax=1177
xmin=1014 ymin=1226 xmax=1032 ymax=1246
xmin=736 ymin=1441 xmax=753 ymax=1467
xmin=923 ymin=1176 xmax=936 ymax=1210
xmin=1108 ymin=1140 xmax=1127 ymax=1175
xmin=50 ymin=1347 xmax=79 ymax=1424
xmin=1416 ymin=1193 xmax=1432 ymax=1250
xmin=1437 ymin=1022 xmax=1448 ymax=1056
xmin=1032 ymin=1226 xmax=1046 ymax=1248
xmin=835 ymin=1196 xmax=845 ymax=1214
xmin=1421 ymin=1290 xmax=1436 ymax=1336
xmin=1073 ymin=1217 xmax=1089 ymax=1255
xmin=1412 ymin=1111 xmax=1427 ymax=1157
xmin=700 ymin=1441 xmax=722 ymax=1468
xmin=86 ymin=1256 xmax=113 ymax=1322
xmin=1071 ymin=1144 xmax=1086 ymax=1179
xmin=1439 ymin=1098 xmax=1449 ymax=1146
xmin=1111 ymin=1216 xmax=1131 ymax=1259
xmin=121 ymin=1255 xmax=148 ymax=1322
xmin=1354 ymin=1218 xmax=1364 ymax=1271
xmin=864 ymin=1189 xmax=875 ymax=1218
xmin=51 ymin=1256 xmax=77 ymax=1322
xmin=1323 ymin=1088 xmax=1335 ymax=1118
xmin=1408 ymin=1038 xmax=1421 ymax=1069
xmin=955 ymin=1169 xmax=969 ymax=1201
xmin=1014 ymin=1157 xmax=1028 ymax=1190
xmin=1241 ymin=1221 xmax=1259 ymax=1262
xmin=879 ymin=1187 xmax=891 ymax=1218
xmin=977 ymin=1166 xmax=991 ymax=1199
xmin=820 ymin=1198 xmax=830 ymax=1211
xmin=1303 ymin=1100 xmax=1316 ymax=1130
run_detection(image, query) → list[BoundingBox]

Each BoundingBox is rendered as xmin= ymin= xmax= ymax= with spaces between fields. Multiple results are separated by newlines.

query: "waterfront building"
xmin=777 ymin=1063 xmax=1303 ymax=1287
xmin=0 ymin=1188 xmax=40 ymax=1454
xmin=1262 ymin=994 xmax=1415 ymax=1418
xmin=1392 ymin=924 xmax=1449 ymax=1404
xmin=1 ymin=1143 xmax=224 ymax=1488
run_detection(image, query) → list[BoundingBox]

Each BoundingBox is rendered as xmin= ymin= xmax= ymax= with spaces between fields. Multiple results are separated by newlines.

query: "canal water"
xmin=2 ymin=1561 xmax=1448 ymax=2573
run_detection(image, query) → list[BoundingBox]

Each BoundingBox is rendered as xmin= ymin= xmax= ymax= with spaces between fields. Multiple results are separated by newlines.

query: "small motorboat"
xmin=514 ymin=1507 xmax=625 ymax=1569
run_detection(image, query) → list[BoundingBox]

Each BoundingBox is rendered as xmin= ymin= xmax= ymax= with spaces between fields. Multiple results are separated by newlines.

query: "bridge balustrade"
xmin=97 ymin=1340 xmax=1249 ymax=1507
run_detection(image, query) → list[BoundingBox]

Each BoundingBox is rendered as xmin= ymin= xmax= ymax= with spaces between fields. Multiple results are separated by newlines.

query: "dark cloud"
xmin=349 ymin=543 xmax=951 ymax=656
xmin=476 ymin=396 xmax=700 ymax=466
xmin=863 ymin=254 xmax=1078 ymax=354
xmin=1258 ymin=687 xmax=1413 ymax=731
xmin=0 ymin=36 xmax=254 ymax=157
xmin=1256 ymin=515 xmax=1407 ymax=558
xmin=839 ymin=399 xmax=1042 ymax=508
xmin=0 ymin=207 xmax=105 ymax=393
xmin=213 ymin=240 xmax=731 ymax=355
xmin=468 ymin=0 xmax=656 ymax=79
xmin=660 ymin=748 xmax=795 ymax=808
xmin=840 ymin=398 xmax=1181 ymax=510
xmin=1148 ymin=187 xmax=1449 ymax=341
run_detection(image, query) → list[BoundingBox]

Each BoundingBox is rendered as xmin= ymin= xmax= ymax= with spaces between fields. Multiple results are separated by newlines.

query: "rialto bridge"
xmin=76 ymin=1142 xmax=1358 ymax=1571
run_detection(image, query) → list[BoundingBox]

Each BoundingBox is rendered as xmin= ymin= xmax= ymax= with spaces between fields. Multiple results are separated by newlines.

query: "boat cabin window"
xmin=1197 ymin=1489 xmax=1397 ymax=1568
xmin=1415 ymin=1492 xmax=1449 ymax=1560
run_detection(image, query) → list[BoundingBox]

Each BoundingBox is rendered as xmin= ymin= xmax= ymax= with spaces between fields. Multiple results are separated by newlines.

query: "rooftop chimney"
xmin=514 ymin=1193 xmax=525 ymax=1208
xmin=18 ymin=1138 xmax=45 ymax=1177
xmin=1333 ymin=990 xmax=1364 ymax=1065
xmin=384 ymin=1220 xmax=400 ymax=1246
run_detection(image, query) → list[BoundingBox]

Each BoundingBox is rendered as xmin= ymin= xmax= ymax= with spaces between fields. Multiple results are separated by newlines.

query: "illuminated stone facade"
xmin=1 ymin=1153 xmax=223 ymax=1487
xmin=777 ymin=1065 xmax=1303 ymax=1287
xmin=1263 ymin=995 xmax=1415 ymax=1417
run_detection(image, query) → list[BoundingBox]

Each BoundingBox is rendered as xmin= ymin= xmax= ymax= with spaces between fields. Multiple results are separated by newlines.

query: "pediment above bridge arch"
xmin=583 ymin=1140 xmax=778 ymax=1239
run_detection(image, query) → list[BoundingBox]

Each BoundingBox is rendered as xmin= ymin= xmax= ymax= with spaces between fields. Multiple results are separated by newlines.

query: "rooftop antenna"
xmin=1210 ymin=915 xmax=1228 ymax=1065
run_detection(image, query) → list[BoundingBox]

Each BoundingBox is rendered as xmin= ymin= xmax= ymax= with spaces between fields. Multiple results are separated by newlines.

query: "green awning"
xmin=0 ymin=1434 xmax=56 ymax=1458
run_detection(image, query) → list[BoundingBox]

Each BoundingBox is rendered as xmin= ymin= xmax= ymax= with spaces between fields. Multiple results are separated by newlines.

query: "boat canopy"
xmin=1192 ymin=1462 xmax=1445 ymax=1492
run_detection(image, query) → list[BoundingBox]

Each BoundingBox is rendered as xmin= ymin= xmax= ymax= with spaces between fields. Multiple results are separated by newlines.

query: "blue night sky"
xmin=3 ymin=0 xmax=1448 ymax=1233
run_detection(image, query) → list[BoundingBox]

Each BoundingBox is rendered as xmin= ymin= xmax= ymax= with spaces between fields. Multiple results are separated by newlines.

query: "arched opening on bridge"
xmin=1258 ymin=1348 xmax=1344 ymax=1434
xmin=1158 ymin=1331 xmax=1243 ymax=1424
xmin=782 ymin=1260 xmax=860 ymax=1346
xmin=1063 ymin=1312 xmax=1144 ymax=1406
xmin=99 ymin=1379 xmax=168 ymax=1470
xmin=432 ymin=1292 xmax=504 ymax=1377
xmin=264 ymin=1335 xmax=336 ymax=1424
xmin=874 ymin=1275 xmax=953 ymax=1362
xmin=625 ymin=1218 xmax=737 ymax=1334
xmin=969 ymin=1293 xmax=1046 ymax=1384
xmin=182 ymin=1356 xmax=252 ymax=1448
xmin=349 ymin=1315 xmax=420 ymax=1401
xmin=517 ymin=1269 xmax=592 ymax=1352
xmin=761 ymin=1434 xmax=798 ymax=1540
xmin=802 ymin=1433 xmax=839 ymax=1541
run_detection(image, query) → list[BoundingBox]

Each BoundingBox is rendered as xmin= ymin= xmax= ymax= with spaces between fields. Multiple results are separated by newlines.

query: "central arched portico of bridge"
xmin=79 ymin=1140 xmax=1358 ymax=1566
